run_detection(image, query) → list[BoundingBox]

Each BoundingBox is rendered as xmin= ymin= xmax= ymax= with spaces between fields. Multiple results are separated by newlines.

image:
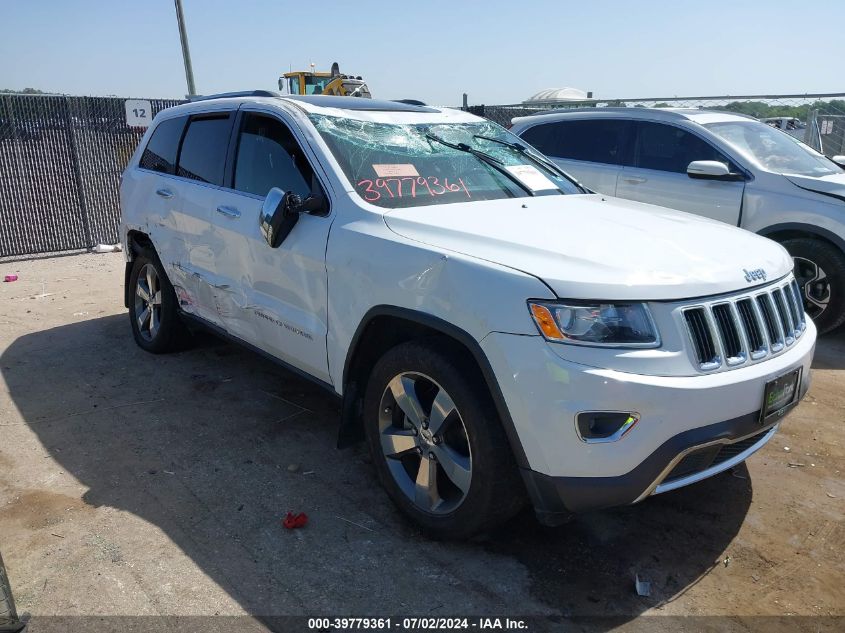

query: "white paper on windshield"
xmin=373 ymin=164 xmax=419 ymax=178
xmin=505 ymin=164 xmax=557 ymax=191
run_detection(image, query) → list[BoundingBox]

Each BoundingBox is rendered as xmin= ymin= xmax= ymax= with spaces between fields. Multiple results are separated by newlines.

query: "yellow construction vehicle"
xmin=278 ymin=62 xmax=372 ymax=98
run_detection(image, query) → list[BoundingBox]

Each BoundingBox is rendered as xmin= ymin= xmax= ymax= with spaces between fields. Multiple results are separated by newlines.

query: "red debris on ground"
xmin=3 ymin=275 xmax=18 ymax=282
xmin=282 ymin=512 xmax=308 ymax=529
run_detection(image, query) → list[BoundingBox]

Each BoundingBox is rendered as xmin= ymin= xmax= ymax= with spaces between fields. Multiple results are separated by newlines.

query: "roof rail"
xmin=514 ymin=106 xmax=700 ymax=120
xmin=189 ymin=90 xmax=280 ymax=102
xmin=517 ymin=106 xmax=762 ymax=123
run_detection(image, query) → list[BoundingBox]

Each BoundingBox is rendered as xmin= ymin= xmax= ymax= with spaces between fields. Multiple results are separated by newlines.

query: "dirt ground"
xmin=0 ymin=253 xmax=842 ymax=632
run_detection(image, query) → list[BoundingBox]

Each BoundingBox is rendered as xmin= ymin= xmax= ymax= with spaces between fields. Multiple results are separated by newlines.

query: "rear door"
xmin=208 ymin=108 xmax=334 ymax=383
xmin=518 ymin=118 xmax=630 ymax=195
xmin=615 ymin=121 xmax=745 ymax=225
xmin=129 ymin=114 xmax=221 ymax=321
xmin=165 ymin=110 xmax=236 ymax=327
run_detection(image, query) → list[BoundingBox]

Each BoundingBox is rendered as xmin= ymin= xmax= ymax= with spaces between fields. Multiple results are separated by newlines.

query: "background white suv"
xmin=120 ymin=93 xmax=815 ymax=538
xmin=511 ymin=108 xmax=845 ymax=334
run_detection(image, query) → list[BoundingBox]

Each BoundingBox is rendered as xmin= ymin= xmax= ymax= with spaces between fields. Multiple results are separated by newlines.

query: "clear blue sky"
xmin=2 ymin=0 xmax=843 ymax=105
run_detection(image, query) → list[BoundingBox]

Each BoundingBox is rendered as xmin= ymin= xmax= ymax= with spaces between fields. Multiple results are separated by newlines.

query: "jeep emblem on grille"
xmin=743 ymin=268 xmax=767 ymax=283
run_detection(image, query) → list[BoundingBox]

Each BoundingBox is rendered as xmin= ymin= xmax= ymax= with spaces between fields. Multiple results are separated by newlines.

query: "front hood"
xmin=383 ymin=195 xmax=793 ymax=301
xmin=786 ymin=172 xmax=845 ymax=202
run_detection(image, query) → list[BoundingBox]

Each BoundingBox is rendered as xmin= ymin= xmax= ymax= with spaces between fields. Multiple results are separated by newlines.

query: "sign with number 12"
xmin=125 ymin=99 xmax=152 ymax=128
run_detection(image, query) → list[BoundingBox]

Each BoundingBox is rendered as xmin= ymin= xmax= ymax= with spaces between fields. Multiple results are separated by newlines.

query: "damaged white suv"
xmin=120 ymin=93 xmax=816 ymax=538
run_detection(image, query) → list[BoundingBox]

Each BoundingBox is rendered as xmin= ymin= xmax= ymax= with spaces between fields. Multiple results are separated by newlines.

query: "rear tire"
xmin=782 ymin=237 xmax=845 ymax=334
xmin=363 ymin=340 xmax=524 ymax=539
xmin=128 ymin=249 xmax=189 ymax=353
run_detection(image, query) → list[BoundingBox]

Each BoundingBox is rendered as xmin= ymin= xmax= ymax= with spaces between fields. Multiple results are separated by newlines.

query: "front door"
xmin=615 ymin=121 xmax=745 ymax=225
xmin=208 ymin=109 xmax=334 ymax=383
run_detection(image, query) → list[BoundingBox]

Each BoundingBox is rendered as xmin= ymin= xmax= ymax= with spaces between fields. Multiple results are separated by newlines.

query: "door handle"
xmin=216 ymin=205 xmax=241 ymax=219
xmin=623 ymin=177 xmax=647 ymax=184
xmin=155 ymin=188 xmax=174 ymax=199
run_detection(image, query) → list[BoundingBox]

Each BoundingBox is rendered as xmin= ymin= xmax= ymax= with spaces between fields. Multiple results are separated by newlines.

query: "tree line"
xmin=651 ymin=99 xmax=845 ymax=119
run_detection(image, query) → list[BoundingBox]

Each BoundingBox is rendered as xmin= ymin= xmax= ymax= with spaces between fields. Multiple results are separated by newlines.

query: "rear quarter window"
xmin=139 ymin=116 xmax=186 ymax=174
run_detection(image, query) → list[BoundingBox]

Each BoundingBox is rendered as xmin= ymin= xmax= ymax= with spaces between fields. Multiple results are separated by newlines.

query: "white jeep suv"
xmin=120 ymin=93 xmax=816 ymax=538
xmin=510 ymin=108 xmax=845 ymax=334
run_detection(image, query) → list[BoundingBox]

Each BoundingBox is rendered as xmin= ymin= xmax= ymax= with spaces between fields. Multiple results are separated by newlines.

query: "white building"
xmin=524 ymin=87 xmax=593 ymax=105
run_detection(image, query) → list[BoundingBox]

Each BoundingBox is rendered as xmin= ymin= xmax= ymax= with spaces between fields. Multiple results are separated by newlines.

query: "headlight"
xmin=528 ymin=301 xmax=660 ymax=347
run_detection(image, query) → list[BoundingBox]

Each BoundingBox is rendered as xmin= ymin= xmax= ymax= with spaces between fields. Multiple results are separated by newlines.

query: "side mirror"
xmin=259 ymin=188 xmax=329 ymax=248
xmin=831 ymin=155 xmax=845 ymax=169
xmin=295 ymin=192 xmax=330 ymax=216
xmin=259 ymin=188 xmax=297 ymax=248
xmin=687 ymin=160 xmax=744 ymax=181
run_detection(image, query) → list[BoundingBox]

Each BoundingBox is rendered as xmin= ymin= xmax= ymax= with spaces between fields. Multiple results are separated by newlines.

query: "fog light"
xmin=576 ymin=411 xmax=639 ymax=443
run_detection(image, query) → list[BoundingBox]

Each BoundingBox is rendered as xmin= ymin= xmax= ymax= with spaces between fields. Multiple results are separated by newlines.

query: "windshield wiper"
xmin=473 ymin=134 xmax=587 ymax=192
xmin=424 ymin=132 xmax=535 ymax=196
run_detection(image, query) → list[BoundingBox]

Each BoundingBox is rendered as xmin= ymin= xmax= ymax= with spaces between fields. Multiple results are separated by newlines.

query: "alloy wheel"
xmin=134 ymin=263 xmax=163 ymax=342
xmin=377 ymin=372 xmax=472 ymax=515
xmin=793 ymin=256 xmax=830 ymax=319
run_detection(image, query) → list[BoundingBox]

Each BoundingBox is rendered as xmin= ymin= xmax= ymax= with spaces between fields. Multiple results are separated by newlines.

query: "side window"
xmin=518 ymin=123 xmax=558 ymax=156
xmin=633 ymin=121 xmax=736 ymax=173
xmin=139 ymin=116 xmax=186 ymax=174
xmin=233 ymin=113 xmax=315 ymax=198
xmin=523 ymin=119 xmax=629 ymax=165
xmin=176 ymin=113 xmax=233 ymax=185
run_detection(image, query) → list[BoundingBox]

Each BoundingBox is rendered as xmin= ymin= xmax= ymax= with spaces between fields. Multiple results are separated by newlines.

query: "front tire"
xmin=782 ymin=238 xmax=845 ymax=334
xmin=363 ymin=340 xmax=524 ymax=539
xmin=128 ymin=250 xmax=188 ymax=353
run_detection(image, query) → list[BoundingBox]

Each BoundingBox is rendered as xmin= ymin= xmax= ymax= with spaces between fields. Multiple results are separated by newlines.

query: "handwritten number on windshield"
xmin=357 ymin=177 xmax=470 ymax=203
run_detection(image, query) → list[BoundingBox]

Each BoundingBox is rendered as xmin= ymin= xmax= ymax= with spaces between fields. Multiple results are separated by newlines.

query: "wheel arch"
xmin=338 ymin=305 xmax=529 ymax=468
xmin=758 ymin=222 xmax=845 ymax=255
xmin=123 ymin=230 xmax=156 ymax=308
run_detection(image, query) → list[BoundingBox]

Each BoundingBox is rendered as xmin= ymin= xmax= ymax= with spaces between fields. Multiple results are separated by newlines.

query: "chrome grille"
xmin=712 ymin=303 xmax=745 ymax=364
xmin=756 ymin=293 xmax=783 ymax=352
xmin=736 ymin=298 xmax=766 ymax=359
xmin=790 ymin=279 xmax=804 ymax=324
xmin=783 ymin=282 xmax=803 ymax=336
xmin=683 ymin=308 xmax=719 ymax=370
xmin=682 ymin=277 xmax=806 ymax=371
xmin=772 ymin=288 xmax=794 ymax=345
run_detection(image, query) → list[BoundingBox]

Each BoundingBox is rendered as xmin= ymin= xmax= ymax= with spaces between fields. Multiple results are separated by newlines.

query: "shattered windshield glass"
xmin=309 ymin=115 xmax=582 ymax=208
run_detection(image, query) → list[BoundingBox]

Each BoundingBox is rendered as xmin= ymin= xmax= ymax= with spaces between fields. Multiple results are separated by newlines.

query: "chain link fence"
xmin=0 ymin=94 xmax=184 ymax=258
xmin=812 ymin=113 xmax=845 ymax=157
xmin=466 ymin=93 xmax=845 ymax=156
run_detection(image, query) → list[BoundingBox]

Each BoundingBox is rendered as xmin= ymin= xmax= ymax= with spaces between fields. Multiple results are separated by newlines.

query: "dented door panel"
xmin=245 ymin=210 xmax=334 ymax=384
xmin=204 ymin=185 xmax=334 ymax=384
xmin=121 ymin=167 xmax=219 ymax=327
xmin=223 ymin=106 xmax=336 ymax=383
xmin=204 ymin=188 xmax=262 ymax=342
xmin=162 ymin=179 xmax=226 ymax=328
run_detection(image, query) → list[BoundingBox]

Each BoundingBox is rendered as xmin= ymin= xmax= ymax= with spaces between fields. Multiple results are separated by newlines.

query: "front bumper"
xmin=479 ymin=320 xmax=815 ymax=523
xmin=522 ymin=413 xmax=785 ymax=525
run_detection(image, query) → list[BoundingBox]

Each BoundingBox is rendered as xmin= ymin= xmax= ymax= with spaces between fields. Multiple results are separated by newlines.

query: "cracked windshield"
xmin=310 ymin=116 xmax=583 ymax=208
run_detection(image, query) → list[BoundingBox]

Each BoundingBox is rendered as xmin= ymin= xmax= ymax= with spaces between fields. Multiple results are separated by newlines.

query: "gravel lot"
xmin=1 ymin=253 xmax=843 ymax=632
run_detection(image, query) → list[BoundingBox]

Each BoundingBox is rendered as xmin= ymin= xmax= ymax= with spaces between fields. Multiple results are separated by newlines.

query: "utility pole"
xmin=173 ymin=0 xmax=197 ymax=97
